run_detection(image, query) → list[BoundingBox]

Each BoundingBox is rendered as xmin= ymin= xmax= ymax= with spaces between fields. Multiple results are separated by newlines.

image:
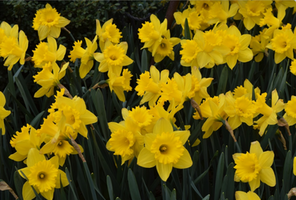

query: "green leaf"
xmin=13 ymin=171 xmax=24 ymax=199
xmin=91 ymin=89 xmax=109 ymax=140
xmin=141 ymin=49 xmax=149 ymax=73
xmin=65 ymin=167 xmax=79 ymax=200
xmin=216 ymin=66 xmax=229 ymax=95
xmin=107 ymin=175 xmax=114 ymax=200
xmin=15 ymin=77 xmax=39 ymax=116
xmin=214 ymin=152 xmax=224 ymax=200
xmin=128 ymin=169 xmax=141 ymax=200
xmin=30 ymin=111 xmax=45 ymax=128
xmin=184 ymin=18 xmax=191 ymax=40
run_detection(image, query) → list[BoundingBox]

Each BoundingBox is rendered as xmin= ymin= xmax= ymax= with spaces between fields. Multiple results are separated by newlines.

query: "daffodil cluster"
xmin=135 ymin=65 xmax=213 ymax=109
xmin=192 ymin=79 xmax=286 ymax=138
xmin=106 ymin=105 xmax=193 ymax=181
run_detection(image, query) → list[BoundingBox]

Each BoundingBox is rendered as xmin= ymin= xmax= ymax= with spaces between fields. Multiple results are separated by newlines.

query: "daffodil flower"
xmin=137 ymin=118 xmax=192 ymax=182
xmin=233 ymin=141 xmax=276 ymax=191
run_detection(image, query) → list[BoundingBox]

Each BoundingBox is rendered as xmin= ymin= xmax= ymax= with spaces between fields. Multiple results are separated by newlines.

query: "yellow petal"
xmin=260 ymin=167 xmax=276 ymax=187
xmin=174 ymin=130 xmax=190 ymax=145
xmin=259 ymin=151 xmax=274 ymax=168
xmin=27 ymin=148 xmax=45 ymax=167
xmin=153 ymin=118 xmax=173 ymax=135
xmin=22 ymin=181 xmax=36 ymax=200
xmin=235 ymin=191 xmax=248 ymax=200
xmin=249 ymin=141 xmax=263 ymax=159
xmin=137 ymin=148 xmax=156 ymax=168
xmin=156 ymin=162 xmax=173 ymax=182
xmin=55 ymin=170 xmax=69 ymax=188
xmin=41 ymin=189 xmax=54 ymax=200
xmin=9 ymin=152 xmax=27 ymax=162
xmin=173 ymin=149 xmax=192 ymax=169
xmin=249 ymin=177 xmax=260 ymax=191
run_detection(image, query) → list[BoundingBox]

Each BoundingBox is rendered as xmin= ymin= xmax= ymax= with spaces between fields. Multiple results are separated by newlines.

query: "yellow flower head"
xmin=152 ymin=36 xmax=180 ymax=63
xmin=238 ymin=0 xmax=272 ymax=30
xmin=69 ymin=36 xmax=98 ymax=78
xmin=32 ymin=36 xmax=66 ymax=67
xmin=33 ymin=62 xmax=68 ymax=98
xmin=137 ymin=118 xmax=192 ymax=181
xmin=33 ymin=3 xmax=70 ymax=40
xmin=96 ymin=18 xmax=122 ymax=50
xmin=18 ymin=149 xmax=69 ymax=199
xmin=0 ymin=22 xmax=28 ymax=70
xmin=193 ymin=94 xmax=227 ymax=139
xmin=135 ymin=65 xmax=169 ymax=107
xmin=107 ymin=69 xmax=132 ymax=102
xmin=223 ymin=25 xmax=253 ymax=70
xmin=107 ymin=119 xmax=144 ymax=165
xmin=250 ymin=29 xmax=270 ymax=62
xmin=255 ymin=89 xmax=285 ymax=136
xmin=233 ymin=141 xmax=276 ymax=191
xmin=266 ymin=25 xmax=296 ymax=64
xmin=128 ymin=106 xmax=153 ymax=129
xmin=48 ymin=92 xmax=98 ymax=138
xmin=0 ymin=91 xmax=10 ymax=135
xmin=224 ymin=91 xmax=257 ymax=130
xmin=94 ymin=41 xmax=133 ymax=76
xmin=9 ymin=124 xmax=44 ymax=162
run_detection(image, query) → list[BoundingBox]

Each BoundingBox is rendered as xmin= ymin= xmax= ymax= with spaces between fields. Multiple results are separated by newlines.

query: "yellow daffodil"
xmin=94 ymin=41 xmax=133 ymax=76
xmin=33 ymin=62 xmax=68 ymax=98
xmin=139 ymin=14 xmax=179 ymax=62
xmin=233 ymin=141 xmax=276 ymax=191
xmin=32 ymin=36 xmax=66 ymax=68
xmin=250 ymin=29 xmax=270 ymax=62
xmin=69 ymin=36 xmax=98 ymax=78
xmin=18 ymin=148 xmax=69 ymax=200
xmin=193 ymin=94 xmax=227 ymax=139
xmin=0 ymin=22 xmax=28 ymax=70
xmin=254 ymin=89 xmax=285 ymax=136
xmin=135 ymin=65 xmax=169 ymax=107
xmin=96 ymin=18 xmax=122 ymax=50
xmin=137 ymin=118 xmax=192 ymax=182
xmin=9 ymin=124 xmax=43 ymax=162
xmin=107 ymin=69 xmax=132 ymax=102
xmin=235 ymin=191 xmax=260 ymax=200
xmin=274 ymin=0 xmax=296 ymax=23
xmin=283 ymin=96 xmax=296 ymax=126
xmin=33 ymin=3 xmax=70 ymax=41
xmin=238 ymin=0 xmax=272 ymax=30
xmin=223 ymin=25 xmax=253 ymax=70
xmin=189 ymin=66 xmax=213 ymax=105
xmin=0 ymin=91 xmax=10 ymax=135
xmin=48 ymin=89 xmax=98 ymax=138
xmin=152 ymin=35 xmax=180 ymax=63
xmin=233 ymin=79 xmax=254 ymax=100
xmin=266 ymin=24 xmax=296 ymax=64
xmin=138 ymin=14 xmax=164 ymax=50
xmin=224 ymin=91 xmax=257 ymax=130
xmin=106 ymin=117 xmax=144 ymax=165
xmin=38 ymin=117 xmax=82 ymax=166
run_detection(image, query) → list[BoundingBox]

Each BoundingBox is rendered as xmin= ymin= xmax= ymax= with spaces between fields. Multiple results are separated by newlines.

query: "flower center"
xmin=159 ymin=145 xmax=168 ymax=153
xmin=234 ymin=152 xmax=261 ymax=182
xmin=39 ymin=173 xmax=46 ymax=179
